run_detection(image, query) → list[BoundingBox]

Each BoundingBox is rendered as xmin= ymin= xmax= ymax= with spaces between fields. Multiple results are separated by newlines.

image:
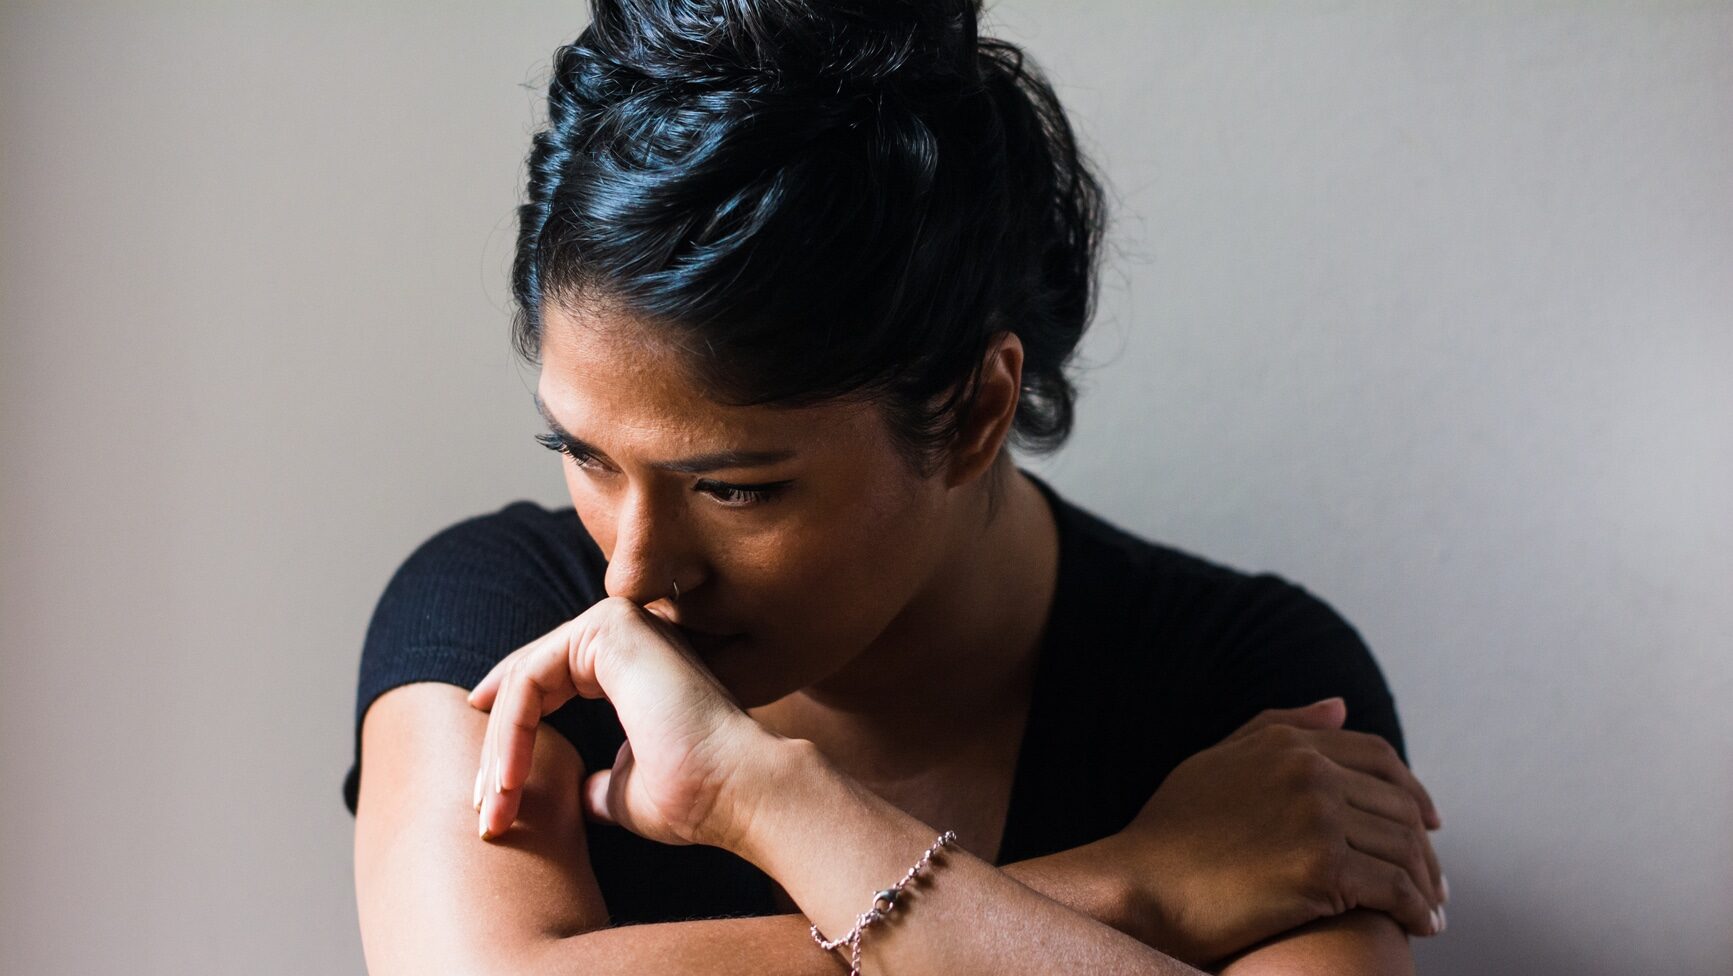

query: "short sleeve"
xmin=340 ymin=501 xmax=606 ymax=815
xmin=1190 ymin=573 xmax=1409 ymax=765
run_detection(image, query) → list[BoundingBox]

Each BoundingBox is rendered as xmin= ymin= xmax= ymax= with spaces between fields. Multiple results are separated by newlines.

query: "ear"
xmin=944 ymin=332 xmax=1024 ymax=490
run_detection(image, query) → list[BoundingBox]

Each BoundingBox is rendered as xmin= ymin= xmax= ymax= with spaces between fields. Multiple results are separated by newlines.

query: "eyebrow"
xmin=533 ymin=393 xmax=798 ymax=475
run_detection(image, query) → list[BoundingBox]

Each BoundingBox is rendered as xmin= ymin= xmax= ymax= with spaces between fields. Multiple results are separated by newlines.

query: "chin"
xmin=699 ymin=636 xmax=800 ymax=709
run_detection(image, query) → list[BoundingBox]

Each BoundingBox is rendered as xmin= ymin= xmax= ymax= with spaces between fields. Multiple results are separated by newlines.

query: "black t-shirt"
xmin=343 ymin=470 xmax=1407 ymax=924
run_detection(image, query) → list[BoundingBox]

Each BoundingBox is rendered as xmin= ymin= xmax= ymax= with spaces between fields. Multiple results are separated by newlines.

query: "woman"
xmin=345 ymin=2 xmax=1447 ymax=973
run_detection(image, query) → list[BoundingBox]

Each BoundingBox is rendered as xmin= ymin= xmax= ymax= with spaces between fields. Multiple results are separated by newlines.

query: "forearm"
xmin=733 ymin=738 xmax=1202 ymax=976
xmin=1215 ymin=910 xmax=1414 ymax=976
xmin=517 ymin=914 xmax=846 ymax=976
xmin=513 ymin=835 xmax=1140 ymax=976
xmin=999 ymin=833 xmax=1146 ymax=934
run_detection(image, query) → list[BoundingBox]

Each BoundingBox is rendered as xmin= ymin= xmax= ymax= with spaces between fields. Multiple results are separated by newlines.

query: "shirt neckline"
xmin=742 ymin=468 xmax=1083 ymax=910
xmin=993 ymin=468 xmax=1082 ymax=865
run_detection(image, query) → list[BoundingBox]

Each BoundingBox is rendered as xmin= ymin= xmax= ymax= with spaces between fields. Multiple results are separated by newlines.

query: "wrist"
xmin=1088 ymin=832 xmax=1155 ymax=941
xmin=709 ymin=732 xmax=833 ymax=860
xmin=999 ymin=834 xmax=1144 ymax=935
xmin=1099 ymin=829 xmax=1198 ymax=960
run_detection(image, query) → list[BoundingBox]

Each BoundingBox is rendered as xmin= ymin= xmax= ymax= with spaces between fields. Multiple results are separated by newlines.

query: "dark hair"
xmin=510 ymin=0 xmax=1107 ymax=505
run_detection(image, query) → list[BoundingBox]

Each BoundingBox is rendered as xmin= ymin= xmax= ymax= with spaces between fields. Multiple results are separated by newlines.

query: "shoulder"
xmin=370 ymin=499 xmax=606 ymax=625
xmin=393 ymin=499 xmax=598 ymax=579
xmin=1039 ymin=478 xmax=1406 ymax=762
xmin=1043 ymin=478 xmax=1331 ymax=644
xmin=344 ymin=500 xmax=613 ymax=815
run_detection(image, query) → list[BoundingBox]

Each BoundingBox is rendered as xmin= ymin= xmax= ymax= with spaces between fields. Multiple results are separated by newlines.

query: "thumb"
xmin=1227 ymin=696 xmax=1348 ymax=742
xmin=583 ymin=740 xmax=633 ymax=826
xmin=582 ymin=768 xmax=618 ymax=825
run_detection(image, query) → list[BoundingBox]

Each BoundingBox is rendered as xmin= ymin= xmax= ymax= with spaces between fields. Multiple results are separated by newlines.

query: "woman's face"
xmin=536 ymin=303 xmax=958 ymax=708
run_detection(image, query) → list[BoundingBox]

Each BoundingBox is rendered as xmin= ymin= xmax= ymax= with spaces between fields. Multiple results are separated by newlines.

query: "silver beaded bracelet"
xmin=809 ymin=830 xmax=958 ymax=976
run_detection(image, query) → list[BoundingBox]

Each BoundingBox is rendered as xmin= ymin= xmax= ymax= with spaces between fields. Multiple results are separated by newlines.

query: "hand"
xmin=464 ymin=596 xmax=774 ymax=851
xmin=1113 ymin=698 xmax=1447 ymax=966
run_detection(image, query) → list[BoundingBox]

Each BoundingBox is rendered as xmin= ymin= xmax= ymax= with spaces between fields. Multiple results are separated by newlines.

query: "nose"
xmin=601 ymin=483 xmax=688 ymax=606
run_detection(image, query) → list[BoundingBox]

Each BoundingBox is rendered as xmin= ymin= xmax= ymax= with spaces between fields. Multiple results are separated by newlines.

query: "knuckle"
xmin=560 ymin=619 xmax=584 ymax=662
xmin=1405 ymin=835 xmax=1430 ymax=878
xmin=1388 ymin=862 xmax=1422 ymax=906
xmin=589 ymin=598 xmax=643 ymax=643
xmin=1309 ymin=794 xmax=1344 ymax=836
xmin=1284 ymin=748 xmax=1334 ymax=789
xmin=1348 ymin=729 xmax=1401 ymax=769
xmin=1262 ymin=723 xmax=1305 ymax=747
xmin=597 ymin=595 xmax=636 ymax=621
xmin=1302 ymin=845 xmax=1352 ymax=915
xmin=1398 ymin=794 xmax=1425 ymax=829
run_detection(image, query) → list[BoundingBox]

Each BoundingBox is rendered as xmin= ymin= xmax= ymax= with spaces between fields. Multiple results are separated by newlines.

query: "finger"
xmin=1227 ymin=697 xmax=1347 ymax=742
xmin=1337 ymin=847 xmax=1441 ymax=938
xmin=1341 ymin=804 xmax=1442 ymax=910
xmin=583 ymin=740 xmax=632 ymax=826
xmin=478 ymin=674 xmax=515 ymax=837
xmin=485 ymin=644 xmax=585 ymax=838
xmin=477 ymin=712 xmax=498 ymax=832
xmin=471 ymin=611 xmax=597 ymax=711
xmin=1307 ymin=729 xmax=1442 ymax=830
xmin=473 ymin=706 xmax=492 ymax=812
xmin=469 ymin=642 xmax=533 ymax=710
xmin=582 ymin=768 xmax=616 ymax=825
xmin=480 ymin=659 xmax=537 ymax=839
xmin=475 ymin=663 xmax=511 ymax=814
xmin=477 ymin=606 xmax=643 ymax=840
xmin=468 ymin=662 xmax=505 ymax=710
xmin=1340 ymin=767 xmax=1443 ymax=905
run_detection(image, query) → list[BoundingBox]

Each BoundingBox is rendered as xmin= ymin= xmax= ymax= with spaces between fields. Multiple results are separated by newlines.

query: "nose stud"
xmin=670 ymin=578 xmax=681 ymax=602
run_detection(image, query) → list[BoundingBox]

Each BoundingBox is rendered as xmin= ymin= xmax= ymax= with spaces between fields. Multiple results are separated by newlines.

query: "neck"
xmin=750 ymin=463 xmax=1061 ymax=777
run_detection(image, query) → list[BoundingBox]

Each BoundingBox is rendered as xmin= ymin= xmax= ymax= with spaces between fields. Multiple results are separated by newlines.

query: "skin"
xmin=458 ymin=298 xmax=1436 ymax=972
xmin=532 ymin=301 xmax=1059 ymax=809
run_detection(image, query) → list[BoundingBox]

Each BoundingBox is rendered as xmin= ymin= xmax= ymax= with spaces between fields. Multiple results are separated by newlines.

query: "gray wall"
xmin=2 ymin=3 xmax=1727 ymax=973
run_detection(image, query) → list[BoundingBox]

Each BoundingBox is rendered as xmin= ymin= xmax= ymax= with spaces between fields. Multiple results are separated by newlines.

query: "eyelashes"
xmin=534 ymin=431 xmax=593 ymax=466
xmin=701 ymin=482 xmax=785 ymax=506
xmin=533 ymin=432 xmax=790 ymax=507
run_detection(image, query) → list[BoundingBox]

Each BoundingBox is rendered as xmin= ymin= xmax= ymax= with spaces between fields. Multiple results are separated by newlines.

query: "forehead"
xmin=535 ymin=302 xmax=876 ymax=451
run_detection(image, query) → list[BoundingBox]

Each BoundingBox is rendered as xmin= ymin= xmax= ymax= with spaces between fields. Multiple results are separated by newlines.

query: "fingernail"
xmin=1428 ymin=907 xmax=1441 ymax=935
xmin=1437 ymin=905 xmax=1448 ymax=933
xmin=478 ymin=803 xmax=491 ymax=840
xmin=1441 ymin=874 xmax=1450 ymax=904
xmin=495 ymin=762 xmax=503 ymax=795
xmin=473 ymin=770 xmax=483 ymax=811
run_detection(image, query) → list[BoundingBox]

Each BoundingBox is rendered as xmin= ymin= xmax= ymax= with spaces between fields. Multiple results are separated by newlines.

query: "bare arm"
xmin=353 ymin=684 xmax=608 ymax=974
xmin=355 ymin=683 xmax=1151 ymax=976
xmin=552 ymin=847 xmax=1415 ymax=976
xmin=356 ymin=683 xmax=1419 ymax=976
xmin=357 ymin=691 xmax=1180 ymax=975
xmin=1215 ymin=910 xmax=1415 ymax=976
xmin=700 ymin=737 xmax=1198 ymax=976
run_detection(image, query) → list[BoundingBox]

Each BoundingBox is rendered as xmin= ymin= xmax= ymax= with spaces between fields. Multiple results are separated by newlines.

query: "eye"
xmin=695 ymin=479 xmax=792 ymax=508
xmin=534 ymin=431 xmax=603 ymax=470
xmin=537 ymin=433 xmax=790 ymax=508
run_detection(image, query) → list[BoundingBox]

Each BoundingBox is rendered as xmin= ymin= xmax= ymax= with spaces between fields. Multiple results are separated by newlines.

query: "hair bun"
xmin=588 ymin=0 xmax=982 ymax=97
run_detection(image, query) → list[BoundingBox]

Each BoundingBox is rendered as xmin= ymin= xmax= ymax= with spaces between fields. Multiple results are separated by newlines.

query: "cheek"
xmin=752 ymin=479 xmax=943 ymax=640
